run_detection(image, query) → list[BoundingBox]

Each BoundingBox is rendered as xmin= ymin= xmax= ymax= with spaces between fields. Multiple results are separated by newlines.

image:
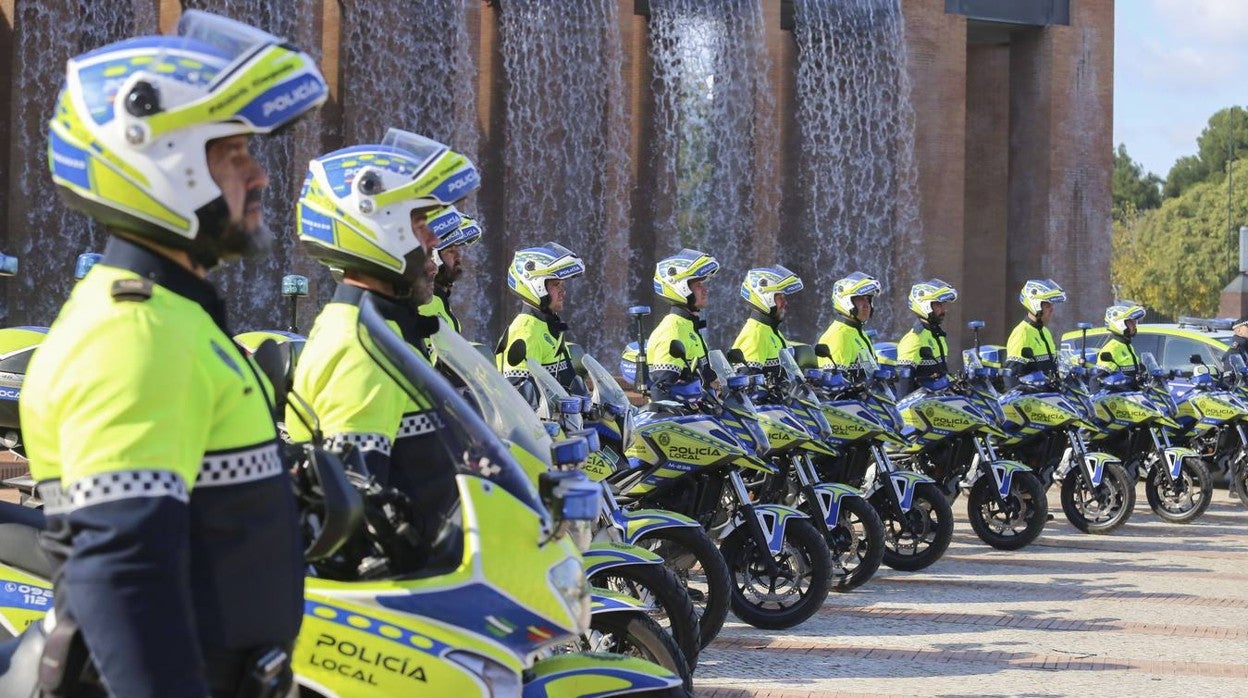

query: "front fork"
xmin=727 ymin=469 xmax=785 ymax=576
xmin=1148 ymin=427 xmax=1196 ymax=485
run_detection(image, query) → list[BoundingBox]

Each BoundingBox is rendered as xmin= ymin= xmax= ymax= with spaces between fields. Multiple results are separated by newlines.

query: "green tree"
xmin=1163 ymin=106 xmax=1248 ymax=198
xmin=1163 ymin=155 xmax=1206 ymax=199
xmin=1112 ymin=143 xmax=1161 ymax=222
xmin=1112 ymin=160 xmax=1247 ymax=318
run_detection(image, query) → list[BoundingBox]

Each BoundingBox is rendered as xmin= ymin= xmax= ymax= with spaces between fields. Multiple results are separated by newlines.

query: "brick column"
xmin=902 ymin=0 xmax=967 ymax=353
xmin=964 ymin=43 xmax=1011 ymax=343
xmin=1008 ymin=0 xmax=1114 ymax=336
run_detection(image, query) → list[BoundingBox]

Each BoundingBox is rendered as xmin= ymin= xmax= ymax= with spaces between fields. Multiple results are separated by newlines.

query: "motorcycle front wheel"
xmin=1145 ymin=458 xmax=1212 ymax=523
xmin=635 ymin=525 xmax=731 ymax=650
xmin=718 ymin=518 xmax=831 ymax=630
xmin=876 ymin=482 xmax=954 ymax=571
xmin=966 ymin=471 xmax=1048 ymax=551
xmin=1060 ymin=461 xmax=1135 ymax=534
xmin=585 ymin=612 xmax=693 ymax=692
xmin=591 ymin=562 xmax=702 ymax=670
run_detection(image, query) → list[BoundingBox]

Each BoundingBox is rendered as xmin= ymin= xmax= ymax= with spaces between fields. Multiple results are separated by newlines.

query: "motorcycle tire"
xmin=877 ymin=482 xmax=954 ymax=572
xmin=1230 ymin=458 xmax=1248 ymax=508
xmin=966 ymin=471 xmax=1048 ymax=551
xmin=1145 ymin=458 xmax=1212 ymax=523
xmin=635 ymin=525 xmax=731 ymax=650
xmin=718 ymin=518 xmax=831 ymax=630
xmin=591 ymin=562 xmax=702 ymax=671
xmin=587 ymin=612 xmax=693 ymax=692
xmin=801 ymin=495 xmax=884 ymax=592
xmin=1060 ymin=461 xmax=1135 ymax=534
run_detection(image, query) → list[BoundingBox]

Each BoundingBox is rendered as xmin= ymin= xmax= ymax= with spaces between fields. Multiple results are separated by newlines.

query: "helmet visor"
xmin=382 ymin=128 xmax=449 ymax=174
xmin=177 ymin=10 xmax=280 ymax=67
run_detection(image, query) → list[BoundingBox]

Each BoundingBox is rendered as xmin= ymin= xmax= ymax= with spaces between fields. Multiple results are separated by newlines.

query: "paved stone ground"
xmin=693 ymin=483 xmax=1248 ymax=697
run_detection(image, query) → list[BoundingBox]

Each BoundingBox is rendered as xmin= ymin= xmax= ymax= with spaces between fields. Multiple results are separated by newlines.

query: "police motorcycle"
xmin=888 ymin=345 xmax=1049 ymax=551
xmin=1084 ymin=351 xmax=1213 ymax=524
xmin=1218 ymin=354 xmax=1248 ymax=506
xmin=0 ymin=296 xmax=690 ymax=698
xmin=982 ymin=345 xmax=1136 ymax=534
xmin=727 ymin=345 xmax=886 ymax=592
xmin=514 ymin=348 xmax=702 ymax=674
xmin=612 ymin=340 xmax=833 ymax=630
xmin=1164 ymin=353 xmax=1248 ymax=505
xmin=573 ymin=349 xmax=731 ymax=654
xmin=424 ymin=328 xmax=694 ymax=690
xmin=804 ymin=345 xmax=955 ymax=572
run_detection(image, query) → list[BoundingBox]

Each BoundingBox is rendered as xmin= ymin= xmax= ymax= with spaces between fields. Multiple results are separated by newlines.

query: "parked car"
xmin=1060 ymin=317 xmax=1234 ymax=377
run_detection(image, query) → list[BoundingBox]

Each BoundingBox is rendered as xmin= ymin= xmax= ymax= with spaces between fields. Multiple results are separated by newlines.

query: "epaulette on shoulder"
xmin=111 ymin=278 xmax=153 ymax=302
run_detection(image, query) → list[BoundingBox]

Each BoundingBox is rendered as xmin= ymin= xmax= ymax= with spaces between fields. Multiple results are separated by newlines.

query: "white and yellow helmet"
xmin=1105 ymin=302 xmax=1145 ymax=336
xmin=1019 ymin=279 xmax=1067 ymax=314
xmin=508 ymin=242 xmax=585 ymax=310
xmin=654 ymin=249 xmax=720 ymax=306
xmin=48 ymin=11 xmax=327 ymax=265
xmin=908 ymin=279 xmax=958 ymax=321
xmin=741 ymin=266 xmax=803 ymax=315
xmin=832 ymin=272 xmax=881 ymax=319
xmin=297 ymin=128 xmax=480 ymax=283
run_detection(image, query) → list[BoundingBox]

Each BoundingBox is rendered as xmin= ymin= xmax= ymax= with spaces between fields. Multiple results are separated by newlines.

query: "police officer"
xmin=816 ymin=272 xmax=882 ymax=378
xmin=20 ymin=12 xmax=326 ymax=696
xmin=731 ymin=266 xmax=803 ymax=380
xmin=896 ymin=279 xmax=959 ymax=396
xmin=420 ymin=206 xmax=482 ymax=334
xmin=646 ymin=249 xmax=721 ymax=397
xmin=497 ymin=243 xmax=587 ymax=405
xmin=1222 ymin=317 xmax=1248 ymax=371
xmin=1096 ymin=303 xmax=1146 ymax=375
xmin=1006 ymin=279 xmax=1067 ymax=380
xmin=290 ymin=129 xmax=480 ymax=549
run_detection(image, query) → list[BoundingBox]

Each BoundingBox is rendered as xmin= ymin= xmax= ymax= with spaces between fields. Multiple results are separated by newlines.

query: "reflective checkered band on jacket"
xmin=397 ymin=412 xmax=440 ymax=439
xmin=325 ymin=432 xmax=392 ymax=456
xmin=503 ymin=369 xmax=528 ymax=379
xmin=67 ymin=469 xmax=189 ymax=509
xmin=36 ymin=480 xmax=69 ymax=515
xmin=650 ymin=363 xmax=682 ymax=373
xmin=197 ymin=443 xmax=284 ymax=488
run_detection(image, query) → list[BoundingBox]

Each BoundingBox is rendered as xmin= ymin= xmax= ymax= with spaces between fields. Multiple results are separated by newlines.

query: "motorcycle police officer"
xmin=731 ymin=266 xmax=804 ymax=379
xmin=1006 ymin=279 xmax=1067 ymax=380
xmin=19 ymin=12 xmax=327 ymax=696
xmin=290 ymin=130 xmax=480 ymax=551
xmin=646 ymin=249 xmax=721 ymax=397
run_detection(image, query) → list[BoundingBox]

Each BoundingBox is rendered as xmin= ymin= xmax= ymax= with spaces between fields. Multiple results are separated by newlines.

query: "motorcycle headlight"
xmin=446 ymin=651 xmax=521 ymax=697
xmin=548 ymin=556 xmax=591 ymax=633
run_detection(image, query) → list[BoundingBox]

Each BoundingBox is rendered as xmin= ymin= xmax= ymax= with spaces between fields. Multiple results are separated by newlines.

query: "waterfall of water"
xmin=792 ymin=0 xmax=923 ymax=341
xmin=9 ymin=1 xmax=157 ymax=326
xmin=646 ymin=0 xmax=777 ymax=350
xmin=497 ymin=0 xmax=630 ymax=361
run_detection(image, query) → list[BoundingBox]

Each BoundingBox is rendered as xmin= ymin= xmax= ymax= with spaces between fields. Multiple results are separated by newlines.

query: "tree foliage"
xmin=1164 ymin=106 xmax=1248 ymax=198
xmin=1112 ymin=160 xmax=1246 ymax=319
xmin=1112 ymin=143 xmax=1161 ymax=222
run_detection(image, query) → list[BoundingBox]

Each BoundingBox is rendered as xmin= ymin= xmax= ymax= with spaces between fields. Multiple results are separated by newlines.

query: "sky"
xmin=1115 ymin=0 xmax=1248 ymax=179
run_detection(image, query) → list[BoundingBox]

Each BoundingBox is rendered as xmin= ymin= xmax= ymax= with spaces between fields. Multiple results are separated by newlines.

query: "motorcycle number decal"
xmin=0 ymin=581 xmax=51 ymax=611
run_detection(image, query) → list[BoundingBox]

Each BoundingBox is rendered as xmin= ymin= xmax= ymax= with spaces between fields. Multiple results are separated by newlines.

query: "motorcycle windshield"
xmin=778 ymin=346 xmax=803 ymax=382
xmin=358 ymin=297 xmax=546 ymax=515
xmin=962 ymin=349 xmax=983 ymax=371
xmin=1140 ymin=352 xmax=1162 ymax=374
xmin=428 ymin=317 xmax=554 ymax=472
xmin=707 ymin=349 xmax=737 ymax=384
xmin=1230 ymin=354 xmax=1247 ymax=373
xmin=527 ymin=358 xmax=583 ymax=433
xmin=583 ymin=353 xmax=630 ymax=417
